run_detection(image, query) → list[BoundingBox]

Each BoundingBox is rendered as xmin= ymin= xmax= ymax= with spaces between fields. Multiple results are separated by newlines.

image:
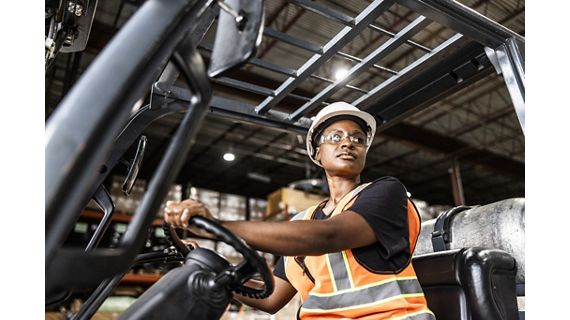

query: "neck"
xmin=325 ymin=174 xmax=360 ymax=206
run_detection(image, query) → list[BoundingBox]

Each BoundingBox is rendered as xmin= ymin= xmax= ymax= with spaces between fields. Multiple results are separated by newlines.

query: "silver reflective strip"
xmin=389 ymin=310 xmax=436 ymax=320
xmin=290 ymin=209 xmax=308 ymax=221
xmin=303 ymin=278 xmax=424 ymax=310
xmin=327 ymin=252 xmax=352 ymax=291
xmin=406 ymin=311 xmax=436 ymax=320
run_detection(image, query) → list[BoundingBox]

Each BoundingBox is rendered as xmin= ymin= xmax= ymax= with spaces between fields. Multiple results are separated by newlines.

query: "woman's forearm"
xmin=221 ymin=219 xmax=338 ymax=256
xmin=220 ymin=211 xmax=376 ymax=256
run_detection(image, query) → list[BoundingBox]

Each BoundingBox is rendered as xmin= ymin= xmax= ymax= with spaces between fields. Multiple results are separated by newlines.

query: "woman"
xmin=165 ymin=102 xmax=435 ymax=319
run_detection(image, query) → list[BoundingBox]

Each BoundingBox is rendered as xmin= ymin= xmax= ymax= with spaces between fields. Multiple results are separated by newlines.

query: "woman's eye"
xmin=354 ymin=136 xmax=366 ymax=144
xmin=330 ymin=133 xmax=342 ymax=142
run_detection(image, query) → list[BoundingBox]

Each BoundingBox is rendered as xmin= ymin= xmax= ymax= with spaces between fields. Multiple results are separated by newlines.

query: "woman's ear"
xmin=315 ymin=147 xmax=321 ymax=163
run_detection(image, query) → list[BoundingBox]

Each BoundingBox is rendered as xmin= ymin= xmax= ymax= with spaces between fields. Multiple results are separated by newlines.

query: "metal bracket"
xmin=208 ymin=0 xmax=265 ymax=77
xmin=484 ymin=46 xmax=502 ymax=75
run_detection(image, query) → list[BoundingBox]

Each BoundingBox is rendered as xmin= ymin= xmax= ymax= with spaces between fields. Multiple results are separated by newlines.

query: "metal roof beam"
xmin=380 ymin=122 xmax=524 ymax=178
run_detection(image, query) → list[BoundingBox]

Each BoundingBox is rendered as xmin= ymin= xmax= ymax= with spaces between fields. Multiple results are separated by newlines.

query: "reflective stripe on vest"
xmin=302 ymin=277 xmax=424 ymax=310
xmin=284 ymin=182 xmax=434 ymax=319
xmin=324 ymin=183 xmax=370 ymax=292
xmin=326 ymin=251 xmax=353 ymax=291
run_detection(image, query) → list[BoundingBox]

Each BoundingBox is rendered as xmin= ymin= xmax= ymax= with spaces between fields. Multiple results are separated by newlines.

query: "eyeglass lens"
xmin=320 ymin=130 xmax=367 ymax=146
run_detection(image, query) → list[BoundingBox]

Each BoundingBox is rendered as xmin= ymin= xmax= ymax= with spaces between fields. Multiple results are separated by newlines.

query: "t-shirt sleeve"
xmin=273 ymin=256 xmax=289 ymax=282
xmin=347 ymin=176 xmax=411 ymax=272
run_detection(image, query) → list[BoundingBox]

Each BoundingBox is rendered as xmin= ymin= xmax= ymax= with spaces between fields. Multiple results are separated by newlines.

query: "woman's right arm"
xmin=233 ymin=276 xmax=298 ymax=314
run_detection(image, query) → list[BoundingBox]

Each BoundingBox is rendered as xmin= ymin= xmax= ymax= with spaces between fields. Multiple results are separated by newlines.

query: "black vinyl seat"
xmin=412 ymin=247 xmax=518 ymax=320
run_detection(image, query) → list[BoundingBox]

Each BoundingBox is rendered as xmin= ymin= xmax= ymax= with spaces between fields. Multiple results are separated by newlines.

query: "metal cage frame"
xmin=45 ymin=0 xmax=524 ymax=307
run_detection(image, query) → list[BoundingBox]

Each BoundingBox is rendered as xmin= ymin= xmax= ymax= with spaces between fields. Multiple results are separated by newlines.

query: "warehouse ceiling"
xmin=45 ymin=0 xmax=525 ymax=207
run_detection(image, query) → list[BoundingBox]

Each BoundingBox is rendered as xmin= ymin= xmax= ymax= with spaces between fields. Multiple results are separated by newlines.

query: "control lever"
xmin=86 ymin=185 xmax=115 ymax=251
xmin=122 ymin=135 xmax=147 ymax=195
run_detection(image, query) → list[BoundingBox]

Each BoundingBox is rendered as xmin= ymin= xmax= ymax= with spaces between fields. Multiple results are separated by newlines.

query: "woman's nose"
xmin=340 ymin=137 xmax=355 ymax=148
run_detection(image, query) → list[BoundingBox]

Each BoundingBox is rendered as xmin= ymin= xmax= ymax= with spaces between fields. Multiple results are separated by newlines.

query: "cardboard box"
xmin=266 ymin=188 xmax=326 ymax=220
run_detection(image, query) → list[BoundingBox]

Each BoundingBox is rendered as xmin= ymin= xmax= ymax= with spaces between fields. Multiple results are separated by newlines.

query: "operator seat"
xmin=412 ymin=198 xmax=524 ymax=320
xmin=412 ymin=247 xmax=518 ymax=320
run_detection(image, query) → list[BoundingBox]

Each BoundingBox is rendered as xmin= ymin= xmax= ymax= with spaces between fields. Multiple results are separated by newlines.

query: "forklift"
xmin=45 ymin=0 xmax=525 ymax=319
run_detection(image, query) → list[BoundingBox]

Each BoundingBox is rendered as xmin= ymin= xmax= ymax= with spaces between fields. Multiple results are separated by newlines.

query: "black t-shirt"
xmin=273 ymin=176 xmax=411 ymax=282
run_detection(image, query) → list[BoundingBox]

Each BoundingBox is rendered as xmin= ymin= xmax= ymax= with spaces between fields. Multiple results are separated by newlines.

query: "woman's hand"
xmin=164 ymin=198 xmax=216 ymax=237
xmin=181 ymin=239 xmax=200 ymax=250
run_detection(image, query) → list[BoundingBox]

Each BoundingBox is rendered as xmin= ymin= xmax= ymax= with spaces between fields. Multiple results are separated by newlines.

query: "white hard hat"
xmin=306 ymin=102 xmax=377 ymax=167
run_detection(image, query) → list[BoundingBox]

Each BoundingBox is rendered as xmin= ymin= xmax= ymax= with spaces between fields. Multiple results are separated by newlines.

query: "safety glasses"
xmin=318 ymin=129 xmax=368 ymax=147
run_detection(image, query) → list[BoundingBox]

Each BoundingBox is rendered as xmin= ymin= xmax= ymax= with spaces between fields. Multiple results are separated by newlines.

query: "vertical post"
xmin=496 ymin=38 xmax=525 ymax=133
xmin=245 ymin=197 xmax=251 ymax=221
xmin=484 ymin=38 xmax=525 ymax=133
xmin=449 ymin=158 xmax=465 ymax=205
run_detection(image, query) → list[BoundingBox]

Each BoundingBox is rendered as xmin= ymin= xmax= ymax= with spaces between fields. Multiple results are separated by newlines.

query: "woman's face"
xmin=315 ymin=119 xmax=368 ymax=177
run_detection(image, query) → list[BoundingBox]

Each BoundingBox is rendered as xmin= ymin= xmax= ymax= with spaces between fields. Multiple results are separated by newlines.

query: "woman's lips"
xmin=337 ymin=152 xmax=356 ymax=160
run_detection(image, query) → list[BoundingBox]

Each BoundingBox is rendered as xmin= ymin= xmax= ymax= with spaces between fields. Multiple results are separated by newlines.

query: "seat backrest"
xmin=413 ymin=247 xmax=518 ymax=320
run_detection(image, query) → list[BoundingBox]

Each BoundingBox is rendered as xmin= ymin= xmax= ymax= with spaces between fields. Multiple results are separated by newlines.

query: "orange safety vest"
xmin=284 ymin=183 xmax=435 ymax=319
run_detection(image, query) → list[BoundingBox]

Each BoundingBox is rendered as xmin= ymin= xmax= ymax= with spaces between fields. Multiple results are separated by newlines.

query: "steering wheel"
xmin=164 ymin=216 xmax=274 ymax=299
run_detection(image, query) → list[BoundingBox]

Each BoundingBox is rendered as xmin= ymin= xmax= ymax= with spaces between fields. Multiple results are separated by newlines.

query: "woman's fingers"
xmin=164 ymin=206 xmax=178 ymax=225
xmin=181 ymin=208 xmax=191 ymax=228
xmin=163 ymin=199 xmax=213 ymax=228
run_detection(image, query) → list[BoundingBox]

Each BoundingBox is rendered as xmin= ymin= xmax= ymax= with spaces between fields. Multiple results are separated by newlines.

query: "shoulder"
xmin=349 ymin=176 xmax=408 ymax=218
xmin=361 ymin=176 xmax=407 ymax=197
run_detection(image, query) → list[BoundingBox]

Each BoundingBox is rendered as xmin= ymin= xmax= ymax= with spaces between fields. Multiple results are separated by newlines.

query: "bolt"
xmin=75 ymin=4 xmax=84 ymax=16
xmin=67 ymin=2 xmax=76 ymax=13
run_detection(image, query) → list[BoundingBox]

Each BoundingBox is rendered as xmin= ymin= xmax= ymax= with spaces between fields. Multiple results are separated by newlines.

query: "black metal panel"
xmin=60 ymin=0 xmax=99 ymax=53
xmin=395 ymin=0 xmax=524 ymax=48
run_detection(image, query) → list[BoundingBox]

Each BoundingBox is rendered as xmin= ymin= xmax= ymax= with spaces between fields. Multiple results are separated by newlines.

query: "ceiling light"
xmin=247 ymin=172 xmax=271 ymax=183
xmin=223 ymin=152 xmax=235 ymax=161
xmin=334 ymin=68 xmax=349 ymax=80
